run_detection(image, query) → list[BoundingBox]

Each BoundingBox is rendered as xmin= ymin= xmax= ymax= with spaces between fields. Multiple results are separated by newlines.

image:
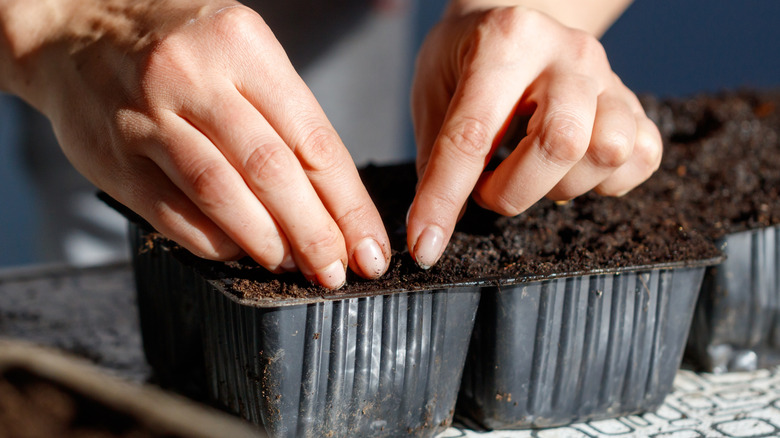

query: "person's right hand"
xmin=406 ymin=5 xmax=662 ymax=269
xmin=1 ymin=0 xmax=390 ymax=288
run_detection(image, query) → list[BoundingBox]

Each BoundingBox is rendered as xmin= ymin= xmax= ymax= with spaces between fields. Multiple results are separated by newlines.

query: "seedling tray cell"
xmin=688 ymin=225 xmax=780 ymax=373
xmin=131 ymin=223 xmax=480 ymax=438
xmin=457 ymin=264 xmax=710 ymax=429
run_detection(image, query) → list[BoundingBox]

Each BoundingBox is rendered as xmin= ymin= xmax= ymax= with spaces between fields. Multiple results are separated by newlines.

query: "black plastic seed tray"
xmin=687 ymin=225 xmax=780 ymax=373
xmin=130 ymin=223 xmax=481 ymax=438
xmin=130 ymin=220 xmax=722 ymax=435
xmin=456 ymin=260 xmax=717 ymax=430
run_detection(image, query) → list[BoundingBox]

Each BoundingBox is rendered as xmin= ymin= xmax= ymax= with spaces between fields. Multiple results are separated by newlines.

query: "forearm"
xmin=446 ymin=0 xmax=632 ymax=37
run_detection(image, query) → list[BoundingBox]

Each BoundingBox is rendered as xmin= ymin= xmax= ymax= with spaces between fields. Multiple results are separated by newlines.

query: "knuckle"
xmin=141 ymin=41 xmax=200 ymax=104
xmin=243 ymin=142 xmax=294 ymax=190
xmin=297 ymin=125 xmax=343 ymax=174
xmin=480 ymin=6 xmax=541 ymax=39
xmin=569 ymin=30 xmax=608 ymax=66
xmin=333 ymin=203 xmax=372 ymax=231
xmin=299 ymin=226 xmax=344 ymax=261
xmin=590 ymin=130 xmax=633 ymax=168
xmin=467 ymin=7 xmax=541 ymax=67
xmin=144 ymin=38 xmax=188 ymax=79
xmin=183 ymin=162 xmax=233 ymax=209
xmin=211 ymin=5 xmax=267 ymax=39
xmin=440 ymin=116 xmax=493 ymax=161
xmin=538 ymin=111 xmax=589 ymax=166
xmin=476 ymin=7 xmax=516 ymax=39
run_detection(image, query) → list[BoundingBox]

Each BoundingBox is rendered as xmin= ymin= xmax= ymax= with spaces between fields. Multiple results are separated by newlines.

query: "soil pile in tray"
xmin=0 ymin=368 xmax=179 ymax=438
xmin=641 ymin=89 xmax=780 ymax=240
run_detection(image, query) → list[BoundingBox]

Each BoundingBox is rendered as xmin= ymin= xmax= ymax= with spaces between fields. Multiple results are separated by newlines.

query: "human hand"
xmin=407 ymin=5 xmax=662 ymax=268
xmin=1 ymin=0 xmax=390 ymax=288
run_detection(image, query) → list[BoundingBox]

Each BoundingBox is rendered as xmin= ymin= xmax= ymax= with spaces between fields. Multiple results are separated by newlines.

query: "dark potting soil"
xmin=150 ymin=89 xmax=779 ymax=301
xmin=0 ymin=368 xmax=179 ymax=438
xmin=641 ymin=89 xmax=780 ymax=240
xmin=186 ymin=171 xmax=719 ymax=300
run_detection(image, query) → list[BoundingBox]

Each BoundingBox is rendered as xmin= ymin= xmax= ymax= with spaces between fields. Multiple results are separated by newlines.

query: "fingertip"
xmin=353 ymin=237 xmax=389 ymax=279
xmin=316 ymin=260 xmax=347 ymax=290
xmin=411 ymin=224 xmax=446 ymax=270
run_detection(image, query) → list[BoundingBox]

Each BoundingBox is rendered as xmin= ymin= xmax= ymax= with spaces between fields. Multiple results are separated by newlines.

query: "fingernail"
xmin=280 ymin=255 xmax=297 ymax=272
xmin=316 ymin=260 xmax=346 ymax=290
xmin=354 ymin=238 xmax=387 ymax=278
xmin=413 ymin=225 xmax=444 ymax=270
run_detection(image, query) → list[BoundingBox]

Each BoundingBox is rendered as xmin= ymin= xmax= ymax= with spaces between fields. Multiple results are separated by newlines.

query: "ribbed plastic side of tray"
xmin=457 ymin=266 xmax=707 ymax=429
xmin=687 ymin=225 xmax=780 ymax=373
xmin=199 ymin=286 xmax=480 ymax=438
xmin=129 ymin=223 xmax=207 ymax=398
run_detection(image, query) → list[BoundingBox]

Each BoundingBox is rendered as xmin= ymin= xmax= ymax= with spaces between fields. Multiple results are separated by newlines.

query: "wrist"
xmin=445 ymin=0 xmax=632 ymax=37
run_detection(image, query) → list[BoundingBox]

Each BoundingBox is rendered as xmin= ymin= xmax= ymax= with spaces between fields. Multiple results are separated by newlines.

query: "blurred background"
xmin=0 ymin=0 xmax=778 ymax=268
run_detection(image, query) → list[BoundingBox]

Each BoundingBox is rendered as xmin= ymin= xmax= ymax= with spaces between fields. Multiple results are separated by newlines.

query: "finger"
xmin=595 ymin=114 xmax=663 ymax=196
xmin=110 ymin=157 xmax=245 ymax=262
xmin=473 ymin=73 xmax=599 ymax=216
xmin=183 ymin=88 xmax=352 ymax=288
xmin=546 ymin=88 xmax=637 ymax=201
xmin=141 ymin=111 xmax=297 ymax=275
xmin=406 ymin=67 xmax=535 ymax=268
xmin=236 ymin=63 xmax=391 ymax=279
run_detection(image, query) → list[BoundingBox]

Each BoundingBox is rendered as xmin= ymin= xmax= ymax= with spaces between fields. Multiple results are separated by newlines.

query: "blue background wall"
xmin=0 ymin=96 xmax=39 ymax=267
xmin=602 ymin=0 xmax=780 ymax=96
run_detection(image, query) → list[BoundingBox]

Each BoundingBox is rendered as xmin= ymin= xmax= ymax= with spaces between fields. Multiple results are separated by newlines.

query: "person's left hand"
xmin=406 ymin=6 xmax=663 ymax=268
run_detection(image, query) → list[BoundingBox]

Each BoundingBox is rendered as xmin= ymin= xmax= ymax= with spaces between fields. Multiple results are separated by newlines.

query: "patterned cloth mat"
xmin=440 ymin=367 xmax=780 ymax=437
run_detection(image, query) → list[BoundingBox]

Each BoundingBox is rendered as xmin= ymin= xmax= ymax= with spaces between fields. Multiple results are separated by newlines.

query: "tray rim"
xmin=205 ymin=255 xmax=724 ymax=308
